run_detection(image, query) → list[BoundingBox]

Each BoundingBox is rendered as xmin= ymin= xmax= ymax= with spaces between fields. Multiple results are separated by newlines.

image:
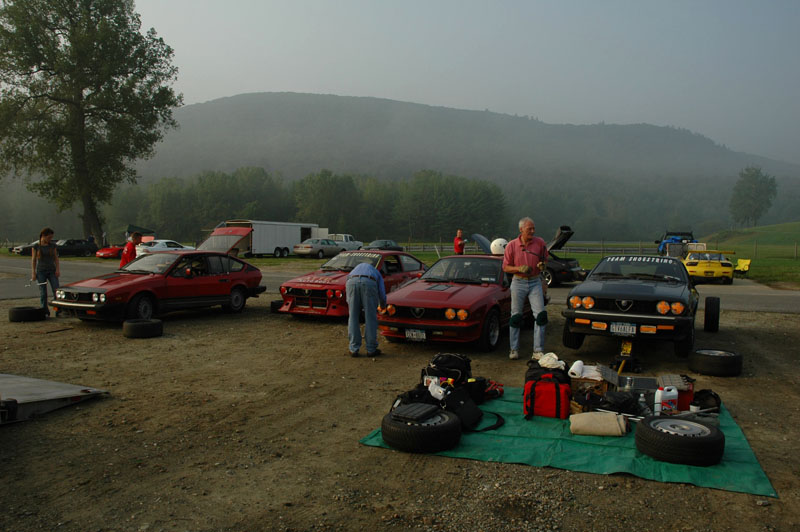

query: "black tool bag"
xmin=420 ymin=353 xmax=472 ymax=386
xmin=441 ymin=387 xmax=504 ymax=432
xmin=524 ymin=360 xmax=571 ymax=387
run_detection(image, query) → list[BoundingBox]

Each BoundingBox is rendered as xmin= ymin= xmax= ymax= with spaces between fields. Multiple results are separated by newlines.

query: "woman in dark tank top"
xmin=30 ymin=227 xmax=60 ymax=316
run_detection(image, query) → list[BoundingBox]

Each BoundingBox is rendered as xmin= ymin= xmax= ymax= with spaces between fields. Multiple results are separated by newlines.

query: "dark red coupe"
xmin=51 ymin=227 xmax=266 ymax=321
xmin=276 ymin=250 xmax=427 ymax=317
xmin=378 ymin=254 xmax=525 ymax=351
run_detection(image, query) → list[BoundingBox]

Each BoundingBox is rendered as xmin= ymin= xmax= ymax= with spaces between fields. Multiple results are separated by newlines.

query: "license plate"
xmin=610 ymin=322 xmax=636 ymax=336
xmin=704 ymin=271 xmax=714 ymax=276
xmin=405 ymin=329 xmax=426 ymax=341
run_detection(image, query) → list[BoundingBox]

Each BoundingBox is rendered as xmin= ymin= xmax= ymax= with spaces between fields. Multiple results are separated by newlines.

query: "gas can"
xmin=654 ymin=386 xmax=679 ymax=415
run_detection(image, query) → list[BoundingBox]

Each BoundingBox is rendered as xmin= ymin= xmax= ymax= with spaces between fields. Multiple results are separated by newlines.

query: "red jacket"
xmin=119 ymin=242 xmax=137 ymax=268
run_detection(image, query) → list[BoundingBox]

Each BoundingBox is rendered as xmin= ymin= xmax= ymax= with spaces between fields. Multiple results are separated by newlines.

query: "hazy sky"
xmin=135 ymin=0 xmax=800 ymax=165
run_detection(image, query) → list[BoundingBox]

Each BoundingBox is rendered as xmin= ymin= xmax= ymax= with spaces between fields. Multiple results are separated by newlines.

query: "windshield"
xmin=321 ymin=252 xmax=380 ymax=271
xmin=688 ymin=252 xmax=725 ymax=261
xmin=120 ymin=253 xmax=180 ymax=274
xmin=421 ymin=257 xmax=501 ymax=284
xmin=590 ymin=256 xmax=687 ymax=282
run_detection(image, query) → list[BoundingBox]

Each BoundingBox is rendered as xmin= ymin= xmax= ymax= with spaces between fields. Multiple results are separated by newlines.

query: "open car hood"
xmin=197 ymin=227 xmax=252 ymax=254
xmin=547 ymin=226 xmax=574 ymax=251
xmin=471 ymin=234 xmax=493 ymax=255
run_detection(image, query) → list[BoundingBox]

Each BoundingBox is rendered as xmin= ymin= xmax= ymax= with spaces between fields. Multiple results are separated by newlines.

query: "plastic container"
xmin=638 ymin=393 xmax=652 ymax=416
xmin=654 ymin=386 xmax=679 ymax=415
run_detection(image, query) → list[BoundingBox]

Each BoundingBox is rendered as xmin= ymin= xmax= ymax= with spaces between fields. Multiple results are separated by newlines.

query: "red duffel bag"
xmin=523 ymin=373 xmax=571 ymax=419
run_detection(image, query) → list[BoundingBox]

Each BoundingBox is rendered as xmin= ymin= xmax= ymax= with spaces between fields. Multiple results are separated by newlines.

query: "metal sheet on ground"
xmin=0 ymin=373 xmax=108 ymax=424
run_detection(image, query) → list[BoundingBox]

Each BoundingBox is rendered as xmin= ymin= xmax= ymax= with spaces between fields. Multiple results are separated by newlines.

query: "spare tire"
xmin=635 ymin=415 xmax=725 ymax=466
xmin=704 ymin=296 xmax=720 ymax=332
xmin=381 ymin=410 xmax=461 ymax=453
xmin=9 ymin=306 xmax=47 ymax=322
xmin=689 ymin=349 xmax=742 ymax=377
xmin=123 ymin=318 xmax=163 ymax=339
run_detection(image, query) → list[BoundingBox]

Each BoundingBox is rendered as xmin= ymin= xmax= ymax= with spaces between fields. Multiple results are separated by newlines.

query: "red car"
xmin=51 ymin=227 xmax=266 ymax=321
xmin=96 ymin=243 xmax=125 ymax=259
xmin=276 ymin=250 xmax=427 ymax=317
xmin=378 ymin=254 xmax=527 ymax=351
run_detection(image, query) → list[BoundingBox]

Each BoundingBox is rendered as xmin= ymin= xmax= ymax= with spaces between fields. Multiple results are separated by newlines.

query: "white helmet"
xmin=490 ymin=238 xmax=508 ymax=255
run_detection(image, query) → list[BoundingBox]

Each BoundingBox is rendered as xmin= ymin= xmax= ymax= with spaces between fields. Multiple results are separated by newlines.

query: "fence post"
xmin=754 ymin=240 xmax=757 ymax=259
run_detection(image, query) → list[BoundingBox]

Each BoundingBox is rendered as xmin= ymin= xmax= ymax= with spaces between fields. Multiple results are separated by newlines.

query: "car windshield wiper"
xmin=451 ymin=277 xmax=482 ymax=284
xmin=593 ymin=272 xmax=627 ymax=279
xmin=421 ymin=276 xmax=449 ymax=282
xmin=122 ymin=269 xmax=154 ymax=274
xmin=629 ymin=273 xmax=681 ymax=282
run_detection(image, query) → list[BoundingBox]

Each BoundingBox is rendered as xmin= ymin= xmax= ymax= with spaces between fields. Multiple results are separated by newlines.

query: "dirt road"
xmin=1 ymin=286 xmax=799 ymax=531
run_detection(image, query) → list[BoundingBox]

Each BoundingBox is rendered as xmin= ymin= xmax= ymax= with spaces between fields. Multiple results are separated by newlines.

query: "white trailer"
xmin=223 ymin=219 xmax=328 ymax=257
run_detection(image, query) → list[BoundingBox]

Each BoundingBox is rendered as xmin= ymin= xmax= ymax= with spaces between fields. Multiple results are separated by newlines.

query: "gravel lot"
xmin=1 ymin=283 xmax=799 ymax=531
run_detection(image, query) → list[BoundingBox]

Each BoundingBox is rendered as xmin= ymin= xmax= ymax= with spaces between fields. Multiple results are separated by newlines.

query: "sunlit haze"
xmin=134 ymin=0 xmax=800 ymax=165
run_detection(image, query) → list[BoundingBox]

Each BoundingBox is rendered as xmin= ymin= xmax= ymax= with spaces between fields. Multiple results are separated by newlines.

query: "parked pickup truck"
xmin=329 ymin=233 xmax=363 ymax=251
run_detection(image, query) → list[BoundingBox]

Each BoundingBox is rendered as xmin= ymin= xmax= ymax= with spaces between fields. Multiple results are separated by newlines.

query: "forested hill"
xmin=137 ymin=92 xmax=799 ymax=183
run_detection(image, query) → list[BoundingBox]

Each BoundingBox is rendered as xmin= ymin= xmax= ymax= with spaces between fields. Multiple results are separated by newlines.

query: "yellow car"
xmin=682 ymin=251 xmax=734 ymax=284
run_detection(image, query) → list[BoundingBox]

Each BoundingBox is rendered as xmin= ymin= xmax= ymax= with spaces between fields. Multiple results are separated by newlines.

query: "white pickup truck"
xmin=329 ymin=233 xmax=363 ymax=251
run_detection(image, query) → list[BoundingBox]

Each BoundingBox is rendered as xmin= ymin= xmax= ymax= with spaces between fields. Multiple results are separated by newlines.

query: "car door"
xmin=163 ymin=255 xmax=222 ymax=310
xmin=380 ymin=254 xmax=413 ymax=293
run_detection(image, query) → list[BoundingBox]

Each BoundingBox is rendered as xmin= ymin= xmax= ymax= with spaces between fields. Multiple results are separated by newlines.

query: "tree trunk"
xmin=80 ymin=195 xmax=104 ymax=243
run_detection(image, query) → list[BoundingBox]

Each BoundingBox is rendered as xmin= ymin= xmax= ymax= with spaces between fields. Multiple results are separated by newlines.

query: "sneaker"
xmin=509 ymin=349 xmax=519 ymax=360
xmin=532 ymin=351 xmax=545 ymax=360
xmin=367 ymin=348 xmax=382 ymax=357
xmin=349 ymin=351 xmax=359 ymax=357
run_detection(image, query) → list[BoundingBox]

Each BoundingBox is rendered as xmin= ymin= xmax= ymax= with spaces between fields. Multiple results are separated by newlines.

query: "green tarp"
xmin=360 ymin=387 xmax=776 ymax=497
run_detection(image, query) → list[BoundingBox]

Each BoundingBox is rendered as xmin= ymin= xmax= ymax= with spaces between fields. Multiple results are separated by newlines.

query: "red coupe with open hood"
xmin=51 ymin=227 xmax=266 ymax=321
xmin=276 ymin=250 xmax=426 ymax=317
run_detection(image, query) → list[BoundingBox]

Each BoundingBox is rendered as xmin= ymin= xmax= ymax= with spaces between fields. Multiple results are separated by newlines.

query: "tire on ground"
xmin=381 ymin=410 xmax=462 ymax=453
xmin=123 ymin=318 xmax=163 ymax=339
xmin=704 ymin=296 xmax=720 ymax=332
xmin=480 ymin=308 xmax=501 ymax=351
xmin=635 ymin=415 xmax=725 ymax=466
xmin=9 ymin=306 xmax=47 ymax=322
xmin=689 ymin=349 xmax=742 ymax=377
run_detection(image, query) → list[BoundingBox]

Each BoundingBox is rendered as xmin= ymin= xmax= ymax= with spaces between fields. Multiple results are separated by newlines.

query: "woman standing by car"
xmin=31 ymin=227 xmax=60 ymax=317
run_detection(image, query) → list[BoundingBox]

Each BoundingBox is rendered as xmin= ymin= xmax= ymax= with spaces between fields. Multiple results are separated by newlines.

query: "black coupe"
xmin=561 ymin=255 xmax=719 ymax=358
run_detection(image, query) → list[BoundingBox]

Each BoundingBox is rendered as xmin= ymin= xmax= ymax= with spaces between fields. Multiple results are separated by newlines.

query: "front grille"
xmin=63 ymin=291 xmax=92 ymax=303
xmin=393 ymin=306 xmax=447 ymax=320
xmin=286 ymin=287 xmax=328 ymax=309
xmin=593 ymin=298 xmax=656 ymax=314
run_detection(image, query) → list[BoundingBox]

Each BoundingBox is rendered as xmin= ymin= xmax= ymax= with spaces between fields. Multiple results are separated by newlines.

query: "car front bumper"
xmin=50 ymin=300 xmax=127 ymax=321
xmin=562 ymin=308 xmax=694 ymax=341
xmin=378 ymin=317 xmax=482 ymax=343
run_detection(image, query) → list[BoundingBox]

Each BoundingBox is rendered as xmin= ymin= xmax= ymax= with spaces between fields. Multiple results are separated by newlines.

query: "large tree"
xmin=729 ymin=166 xmax=777 ymax=227
xmin=0 ymin=0 xmax=181 ymax=240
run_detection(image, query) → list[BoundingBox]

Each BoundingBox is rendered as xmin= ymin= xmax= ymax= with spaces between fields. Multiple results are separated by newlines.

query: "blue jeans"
xmin=509 ymin=276 xmax=546 ymax=352
xmin=346 ymin=277 xmax=379 ymax=354
xmin=36 ymin=270 xmax=59 ymax=314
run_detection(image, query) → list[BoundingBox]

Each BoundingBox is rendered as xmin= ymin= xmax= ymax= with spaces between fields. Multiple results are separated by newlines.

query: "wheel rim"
xmin=647 ymin=418 xmax=711 ymax=437
xmin=412 ymin=412 xmax=448 ymax=426
xmin=695 ymin=349 xmax=736 ymax=358
xmin=137 ymin=297 xmax=153 ymax=319
xmin=542 ymin=270 xmax=552 ymax=286
xmin=487 ymin=313 xmax=500 ymax=346
xmin=231 ymin=289 xmax=245 ymax=310
xmin=318 ymin=250 xmax=324 ymax=258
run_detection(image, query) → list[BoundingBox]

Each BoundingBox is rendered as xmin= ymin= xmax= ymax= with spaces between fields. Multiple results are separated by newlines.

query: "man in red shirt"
xmin=453 ymin=229 xmax=467 ymax=255
xmin=119 ymin=232 xmax=142 ymax=268
xmin=502 ymin=217 xmax=548 ymax=360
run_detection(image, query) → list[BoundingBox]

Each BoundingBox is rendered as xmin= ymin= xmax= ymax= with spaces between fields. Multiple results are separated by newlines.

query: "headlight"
xmin=456 ymin=309 xmax=469 ymax=321
xmin=670 ymin=302 xmax=685 ymax=315
xmin=569 ymin=296 xmax=582 ymax=308
xmin=92 ymin=293 xmax=99 ymax=302
xmin=386 ymin=304 xmax=396 ymax=316
xmin=56 ymin=290 xmax=64 ymax=299
xmin=656 ymin=300 xmax=671 ymax=315
xmin=445 ymin=308 xmax=456 ymax=320
xmin=581 ymin=297 xmax=595 ymax=309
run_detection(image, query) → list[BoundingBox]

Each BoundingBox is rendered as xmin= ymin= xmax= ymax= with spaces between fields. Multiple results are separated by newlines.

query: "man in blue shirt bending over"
xmin=346 ymin=262 xmax=387 ymax=357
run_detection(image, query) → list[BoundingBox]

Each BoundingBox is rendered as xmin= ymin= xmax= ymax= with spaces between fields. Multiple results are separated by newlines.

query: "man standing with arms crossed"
xmin=502 ymin=217 xmax=548 ymax=360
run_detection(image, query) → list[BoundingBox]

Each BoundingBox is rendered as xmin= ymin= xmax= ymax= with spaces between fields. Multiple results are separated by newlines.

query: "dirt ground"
xmin=1 ymin=275 xmax=799 ymax=532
